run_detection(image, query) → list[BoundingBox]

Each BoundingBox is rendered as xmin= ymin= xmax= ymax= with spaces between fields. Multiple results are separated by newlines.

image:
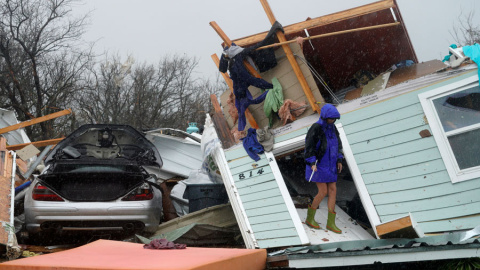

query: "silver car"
xmin=23 ymin=124 xmax=163 ymax=240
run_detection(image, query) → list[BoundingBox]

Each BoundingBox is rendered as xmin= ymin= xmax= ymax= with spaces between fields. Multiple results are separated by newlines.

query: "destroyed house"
xmin=207 ymin=0 xmax=480 ymax=267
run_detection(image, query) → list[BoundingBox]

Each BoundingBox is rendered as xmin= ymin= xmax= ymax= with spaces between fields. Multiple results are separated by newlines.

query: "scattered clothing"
xmin=256 ymin=126 xmax=275 ymax=152
xmin=263 ymin=77 xmax=283 ymax=127
xmin=144 ymin=238 xmax=187 ymax=249
xmin=219 ymin=21 xmax=284 ymax=131
xmin=242 ymin=128 xmax=264 ymax=161
xmin=304 ymin=104 xmax=344 ymax=183
xmin=278 ymin=99 xmax=308 ymax=125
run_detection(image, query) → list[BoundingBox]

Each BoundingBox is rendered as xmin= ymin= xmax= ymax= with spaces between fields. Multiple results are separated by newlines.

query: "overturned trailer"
xmin=207 ymin=0 xmax=480 ymax=268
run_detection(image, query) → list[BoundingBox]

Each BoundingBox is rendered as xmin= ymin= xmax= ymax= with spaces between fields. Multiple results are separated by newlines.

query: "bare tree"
xmin=0 ymin=0 xmax=94 ymax=140
xmin=77 ymin=54 xmax=226 ymax=133
xmin=450 ymin=10 xmax=480 ymax=46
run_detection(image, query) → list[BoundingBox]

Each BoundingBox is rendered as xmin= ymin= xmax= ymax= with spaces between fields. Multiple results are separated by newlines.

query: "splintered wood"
xmin=0 ymin=137 xmax=13 ymax=244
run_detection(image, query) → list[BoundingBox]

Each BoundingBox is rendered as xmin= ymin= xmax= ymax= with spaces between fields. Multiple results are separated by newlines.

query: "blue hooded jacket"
xmin=304 ymin=104 xmax=343 ymax=183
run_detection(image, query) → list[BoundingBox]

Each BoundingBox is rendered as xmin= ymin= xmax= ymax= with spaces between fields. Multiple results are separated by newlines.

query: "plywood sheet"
xmin=220 ymin=42 xmax=323 ymax=131
xmin=386 ymin=60 xmax=447 ymax=88
xmin=361 ymin=72 xmax=391 ymax=96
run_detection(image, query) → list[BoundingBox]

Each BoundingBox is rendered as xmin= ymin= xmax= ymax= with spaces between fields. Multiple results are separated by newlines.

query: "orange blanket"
xmin=0 ymin=239 xmax=266 ymax=270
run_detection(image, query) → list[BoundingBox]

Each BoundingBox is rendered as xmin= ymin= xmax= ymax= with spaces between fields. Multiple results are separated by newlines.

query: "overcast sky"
xmin=75 ymin=0 xmax=480 ymax=80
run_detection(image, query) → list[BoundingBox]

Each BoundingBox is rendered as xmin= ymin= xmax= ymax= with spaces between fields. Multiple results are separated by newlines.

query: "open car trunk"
xmin=38 ymin=164 xmax=147 ymax=201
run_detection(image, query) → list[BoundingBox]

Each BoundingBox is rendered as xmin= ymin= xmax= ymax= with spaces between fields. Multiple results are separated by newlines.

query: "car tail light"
xmin=32 ymin=183 xmax=64 ymax=201
xmin=122 ymin=183 xmax=154 ymax=201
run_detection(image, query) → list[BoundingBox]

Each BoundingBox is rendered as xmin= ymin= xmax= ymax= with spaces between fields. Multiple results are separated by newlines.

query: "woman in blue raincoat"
xmin=304 ymin=104 xmax=344 ymax=233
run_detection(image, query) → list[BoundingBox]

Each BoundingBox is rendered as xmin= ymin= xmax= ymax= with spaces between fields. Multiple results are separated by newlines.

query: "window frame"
xmin=418 ymin=74 xmax=480 ymax=183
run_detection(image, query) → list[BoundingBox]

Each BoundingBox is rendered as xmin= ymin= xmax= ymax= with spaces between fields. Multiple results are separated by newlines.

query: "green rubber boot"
xmin=305 ymin=204 xmax=321 ymax=229
xmin=327 ymin=210 xmax=342 ymax=234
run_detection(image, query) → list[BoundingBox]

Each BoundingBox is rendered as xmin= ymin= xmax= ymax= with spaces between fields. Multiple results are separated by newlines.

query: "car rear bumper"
xmin=24 ymin=200 xmax=162 ymax=234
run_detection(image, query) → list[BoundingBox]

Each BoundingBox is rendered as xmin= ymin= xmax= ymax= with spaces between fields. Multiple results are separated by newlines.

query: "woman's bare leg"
xmin=311 ymin=182 xmax=327 ymax=209
xmin=327 ymin=182 xmax=337 ymax=212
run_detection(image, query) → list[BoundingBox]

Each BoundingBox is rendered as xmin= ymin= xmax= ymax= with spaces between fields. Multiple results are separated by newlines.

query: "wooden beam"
xmin=211 ymin=54 xmax=259 ymax=129
xmin=0 ymin=136 xmax=13 ymax=245
xmin=376 ymin=213 xmax=424 ymax=239
xmin=256 ymin=22 xmax=400 ymax=50
xmin=259 ymin=0 xmax=320 ymax=113
xmin=210 ymin=94 xmax=236 ymax=149
xmin=209 ymin=22 xmax=260 ymax=129
xmin=209 ymin=22 xmax=263 ymax=78
xmin=0 ymin=109 xmax=72 ymax=135
xmin=6 ymin=138 xmax=64 ymax=151
xmin=232 ymin=0 xmax=395 ymax=47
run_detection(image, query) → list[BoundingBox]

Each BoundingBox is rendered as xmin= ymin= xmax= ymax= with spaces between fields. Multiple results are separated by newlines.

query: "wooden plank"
xmin=376 ymin=215 xmax=413 ymax=236
xmin=254 ymin=228 xmax=300 ymax=239
xmin=249 ymin=212 xmax=292 ymax=225
xmin=256 ymin=23 xmax=400 ymax=51
xmin=260 ymin=0 xmax=320 ymax=114
xmin=377 ymin=188 xmax=480 ymax=216
xmin=251 ymin=220 xmax=295 ymax=233
xmin=6 ymin=138 xmax=64 ymax=151
xmin=0 ymin=109 xmax=72 ymax=135
xmin=383 ymin=201 xmax=480 ymax=223
xmin=341 ymin=90 xmax=421 ymax=126
xmin=346 ymin=113 xmax=426 ymax=145
xmin=225 ymin=146 xmax=264 ymax=161
xmin=243 ymin=195 xmax=284 ymax=210
xmin=419 ymin=214 xmax=480 ymax=234
xmin=241 ymin=187 xmax=282 ymax=203
xmin=367 ymin=170 xmax=448 ymax=195
xmin=235 ymin=173 xmax=274 ymax=189
xmin=350 ymin=126 xmax=431 ymax=154
xmin=245 ymin=204 xmax=289 ymax=218
xmin=210 ymin=94 xmax=236 ymax=149
xmin=232 ymin=0 xmax=395 ymax=47
xmin=343 ymin=103 xmax=425 ymax=135
xmin=227 ymin=154 xmax=268 ymax=169
xmin=229 ymin=159 xmax=270 ymax=174
xmin=359 ymin=147 xmax=441 ymax=174
xmin=355 ymin=137 xmax=437 ymax=165
xmin=237 ymin=178 xmax=278 ymax=195
xmin=372 ymin=179 xmax=480 ymax=205
xmin=362 ymin=158 xmax=446 ymax=184
xmin=274 ymin=128 xmax=309 ymax=145
xmin=256 ymin=236 xmax=303 ymax=249
xmin=0 ymin=137 xmax=13 ymax=245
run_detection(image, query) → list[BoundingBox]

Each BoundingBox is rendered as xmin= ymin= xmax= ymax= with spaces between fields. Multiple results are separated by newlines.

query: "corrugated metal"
xmin=339 ymin=67 xmax=480 ymax=234
xmin=267 ymin=226 xmax=480 ymax=268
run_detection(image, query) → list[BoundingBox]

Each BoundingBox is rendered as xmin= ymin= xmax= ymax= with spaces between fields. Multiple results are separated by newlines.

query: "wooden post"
xmin=259 ymin=0 xmax=320 ymax=113
xmin=210 ymin=94 xmax=236 ymax=149
xmin=209 ymin=21 xmax=265 ymax=129
xmin=0 ymin=137 xmax=13 ymax=244
xmin=211 ymin=54 xmax=259 ymax=129
xmin=256 ymin=22 xmax=401 ymax=50
xmin=0 ymin=109 xmax=72 ymax=135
